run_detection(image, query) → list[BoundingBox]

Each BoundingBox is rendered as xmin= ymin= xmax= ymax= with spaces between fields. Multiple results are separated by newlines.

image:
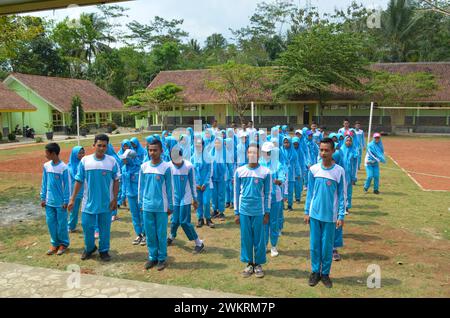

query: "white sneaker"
xmin=344 ymin=211 xmax=349 ymax=215
xmin=271 ymin=247 xmax=279 ymax=257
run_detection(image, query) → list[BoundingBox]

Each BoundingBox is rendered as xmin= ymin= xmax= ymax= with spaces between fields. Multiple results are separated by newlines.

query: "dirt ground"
xmin=381 ymin=138 xmax=450 ymax=191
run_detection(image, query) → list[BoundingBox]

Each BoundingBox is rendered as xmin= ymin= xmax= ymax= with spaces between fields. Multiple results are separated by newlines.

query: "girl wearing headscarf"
xmin=295 ymin=129 xmax=309 ymax=185
xmin=119 ymin=149 xmax=145 ymax=246
xmin=68 ymin=146 xmax=85 ymax=232
xmin=106 ymin=143 xmax=123 ymax=222
xmin=179 ymin=134 xmax=192 ymax=161
xmin=305 ymin=130 xmax=319 ymax=168
xmin=186 ymin=127 xmax=194 ymax=155
xmin=364 ymin=133 xmax=386 ymax=194
xmin=130 ymin=137 xmax=146 ymax=164
xmin=236 ymin=131 xmax=248 ymax=167
xmin=210 ymin=137 xmax=227 ymax=220
xmin=117 ymin=139 xmax=131 ymax=156
xmin=280 ymin=136 xmax=300 ymax=211
xmin=191 ymin=135 xmax=215 ymax=228
xmin=260 ymin=141 xmax=286 ymax=258
xmin=292 ymin=137 xmax=306 ymax=204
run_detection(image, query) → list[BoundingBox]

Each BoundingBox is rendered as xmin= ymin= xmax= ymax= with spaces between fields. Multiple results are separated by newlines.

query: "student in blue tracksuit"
xmin=292 ymin=136 xmax=306 ymax=204
xmin=119 ymin=149 xmax=145 ymax=246
xmin=236 ymin=131 xmax=248 ymax=167
xmin=67 ymin=146 xmax=85 ymax=233
xmin=280 ymin=136 xmax=300 ymax=211
xmin=305 ymin=130 xmax=319 ymax=168
xmin=130 ymin=137 xmax=146 ymax=164
xmin=117 ymin=139 xmax=131 ymax=156
xmin=143 ymin=135 xmax=154 ymax=163
xmin=354 ymin=121 xmax=365 ymax=170
xmin=364 ymin=133 xmax=386 ymax=194
xmin=167 ymin=148 xmax=205 ymax=254
xmin=41 ymin=143 xmax=70 ymax=256
xmin=211 ymin=137 xmax=227 ymax=220
xmin=225 ymin=128 xmax=237 ymax=209
xmin=106 ymin=143 xmax=122 ymax=222
xmin=304 ymin=138 xmax=345 ymax=288
xmin=138 ymin=139 xmax=173 ymax=271
xmin=310 ymin=122 xmax=323 ymax=145
xmin=191 ymin=135 xmax=215 ymax=229
xmin=332 ymin=134 xmax=357 ymax=262
xmin=260 ymin=141 xmax=285 ymax=258
xmin=234 ymin=143 xmax=272 ymax=278
xmin=68 ymin=134 xmax=120 ymax=262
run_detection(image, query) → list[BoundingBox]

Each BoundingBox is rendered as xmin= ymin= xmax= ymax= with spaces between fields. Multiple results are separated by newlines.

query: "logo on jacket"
xmin=156 ymin=175 xmax=160 ymax=180
xmin=254 ymin=179 xmax=259 ymax=184
xmin=55 ymin=175 xmax=59 ymax=179
xmin=326 ymin=180 xmax=332 ymax=186
xmin=180 ymin=176 xmax=184 ymax=181
xmin=102 ymin=171 xmax=107 ymax=176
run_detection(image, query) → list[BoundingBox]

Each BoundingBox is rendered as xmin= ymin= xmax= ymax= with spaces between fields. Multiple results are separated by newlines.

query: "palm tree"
xmin=380 ymin=0 xmax=423 ymax=62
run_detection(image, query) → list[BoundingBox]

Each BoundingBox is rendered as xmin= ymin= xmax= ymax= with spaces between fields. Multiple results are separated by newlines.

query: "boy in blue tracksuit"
xmin=234 ymin=144 xmax=272 ymax=278
xmin=304 ymin=138 xmax=346 ymax=288
xmin=41 ymin=143 xmax=70 ymax=256
xmin=67 ymin=146 xmax=85 ymax=233
xmin=260 ymin=142 xmax=285 ymax=258
xmin=191 ymin=136 xmax=215 ymax=229
xmin=167 ymin=148 xmax=205 ymax=254
xmin=118 ymin=149 xmax=145 ymax=246
xmin=68 ymin=134 xmax=120 ymax=262
xmin=211 ymin=137 xmax=227 ymax=220
xmin=138 ymin=139 xmax=173 ymax=271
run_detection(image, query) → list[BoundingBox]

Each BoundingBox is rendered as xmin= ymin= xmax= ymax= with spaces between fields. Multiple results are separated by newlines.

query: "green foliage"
xmin=7 ymin=133 xmax=16 ymax=141
xmin=35 ymin=136 xmax=43 ymax=143
xmin=43 ymin=122 xmax=54 ymax=132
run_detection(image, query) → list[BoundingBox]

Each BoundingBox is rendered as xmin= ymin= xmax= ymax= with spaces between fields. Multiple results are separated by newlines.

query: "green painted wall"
xmin=6 ymin=80 xmax=52 ymax=134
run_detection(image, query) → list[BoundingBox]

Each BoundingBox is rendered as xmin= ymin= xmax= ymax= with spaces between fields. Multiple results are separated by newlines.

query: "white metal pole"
xmin=251 ymin=101 xmax=254 ymax=123
xmin=76 ymin=106 xmax=80 ymax=146
xmin=367 ymin=102 xmax=374 ymax=146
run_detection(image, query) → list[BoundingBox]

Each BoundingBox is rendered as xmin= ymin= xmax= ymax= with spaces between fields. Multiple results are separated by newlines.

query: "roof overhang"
xmin=0 ymin=0 xmax=131 ymax=15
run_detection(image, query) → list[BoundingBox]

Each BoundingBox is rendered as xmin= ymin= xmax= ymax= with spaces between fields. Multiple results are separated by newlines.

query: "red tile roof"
xmin=6 ymin=73 xmax=124 ymax=112
xmin=147 ymin=63 xmax=450 ymax=104
xmin=0 ymin=82 xmax=36 ymax=112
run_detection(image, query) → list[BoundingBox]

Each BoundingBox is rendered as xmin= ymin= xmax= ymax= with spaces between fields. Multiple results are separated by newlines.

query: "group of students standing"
xmin=39 ymin=118 xmax=386 ymax=288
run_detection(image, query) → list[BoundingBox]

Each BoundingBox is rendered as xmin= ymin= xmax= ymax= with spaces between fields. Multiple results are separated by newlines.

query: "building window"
xmin=183 ymin=106 xmax=198 ymax=112
xmin=52 ymin=110 xmax=63 ymax=126
xmin=263 ymin=105 xmax=281 ymax=110
xmin=85 ymin=113 xmax=96 ymax=124
xmin=99 ymin=113 xmax=109 ymax=123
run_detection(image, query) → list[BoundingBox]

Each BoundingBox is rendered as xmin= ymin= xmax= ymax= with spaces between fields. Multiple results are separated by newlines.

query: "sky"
xmin=24 ymin=0 xmax=390 ymax=45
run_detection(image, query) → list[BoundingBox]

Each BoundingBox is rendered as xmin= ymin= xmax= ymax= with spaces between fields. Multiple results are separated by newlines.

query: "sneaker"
xmin=254 ymin=264 xmax=264 ymax=278
xmin=56 ymin=245 xmax=68 ymax=256
xmin=374 ymin=190 xmax=380 ymax=195
xmin=99 ymin=251 xmax=111 ymax=262
xmin=363 ymin=188 xmax=368 ymax=193
xmin=241 ymin=264 xmax=254 ymax=278
xmin=94 ymin=231 xmax=99 ymax=239
xmin=140 ymin=236 xmax=147 ymax=246
xmin=196 ymin=219 xmax=204 ymax=228
xmin=144 ymin=260 xmax=158 ymax=270
xmin=81 ymin=246 xmax=97 ymax=260
xmin=219 ymin=213 xmax=225 ymax=221
xmin=206 ymin=219 xmax=215 ymax=228
xmin=212 ymin=210 xmax=219 ymax=218
xmin=225 ymin=203 xmax=230 ymax=208
xmin=333 ymin=249 xmax=341 ymax=261
xmin=132 ymin=235 xmax=142 ymax=245
xmin=308 ymin=272 xmax=321 ymax=287
xmin=288 ymin=206 xmax=293 ymax=211
xmin=157 ymin=260 xmax=167 ymax=271
xmin=193 ymin=243 xmax=205 ymax=254
xmin=46 ymin=246 xmax=58 ymax=256
xmin=295 ymin=200 xmax=300 ymax=204
xmin=321 ymin=274 xmax=333 ymax=288
xmin=167 ymin=237 xmax=174 ymax=246
xmin=270 ymin=247 xmax=279 ymax=257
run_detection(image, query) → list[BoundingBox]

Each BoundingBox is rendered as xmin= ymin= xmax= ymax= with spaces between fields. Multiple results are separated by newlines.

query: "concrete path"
xmin=0 ymin=262 xmax=248 ymax=298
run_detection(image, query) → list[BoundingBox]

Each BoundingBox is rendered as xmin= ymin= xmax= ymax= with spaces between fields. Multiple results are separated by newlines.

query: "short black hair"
xmin=149 ymin=139 xmax=163 ymax=151
xmin=355 ymin=121 xmax=361 ymax=124
xmin=311 ymin=121 xmax=317 ymax=125
xmin=94 ymin=134 xmax=109 ymax=144
xmin=45 ymin=143 xmax=60 ymax=155
xmin=320 ymin=138 xmax=335 ymax=150
xmin=344 ymin=118 xmax=349 ymax=122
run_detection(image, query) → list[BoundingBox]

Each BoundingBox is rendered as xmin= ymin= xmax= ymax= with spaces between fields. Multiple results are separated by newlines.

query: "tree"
xmin=206 ymin=61 xmax=278 ymax=124
xmin=125 ymin=83 xmax=183 ymax=131
xmin=276 ymin=23 xmax=370 ymax=120
xmin=70 ymin=95 xmax=84 ymax=134
xmin=365 ymin=71 xmax=438 ymax=129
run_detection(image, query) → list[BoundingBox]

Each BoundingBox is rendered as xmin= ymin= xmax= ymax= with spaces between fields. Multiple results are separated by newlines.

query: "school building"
xmin=137 ymin=62 xmax=450 ymax=133
xmin=2 ymin=73 xmax=125 ymax=135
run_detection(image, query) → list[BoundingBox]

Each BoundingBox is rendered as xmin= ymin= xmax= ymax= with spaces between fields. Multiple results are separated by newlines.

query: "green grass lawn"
xmin=0 ymin=136 xmax=449 ymax=297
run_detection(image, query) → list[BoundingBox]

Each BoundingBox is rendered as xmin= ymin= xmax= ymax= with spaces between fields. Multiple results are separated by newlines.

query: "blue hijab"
xmin=68 ymin=146 xmax=84 ymax=178
xmin=130 ymin=137 xmax=146 ymax=162
xmin=122 ymin=150 xmax=141 ymax=176
xmin=143 ymin=135 xmax=154 ymax=162
xmin=106 ymin=143 xmax=122 ymax=167
xmin=117 ymin=139 xmax=131 ymax=156
xmin=280 ymin=136 xmax=296 ymax=165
